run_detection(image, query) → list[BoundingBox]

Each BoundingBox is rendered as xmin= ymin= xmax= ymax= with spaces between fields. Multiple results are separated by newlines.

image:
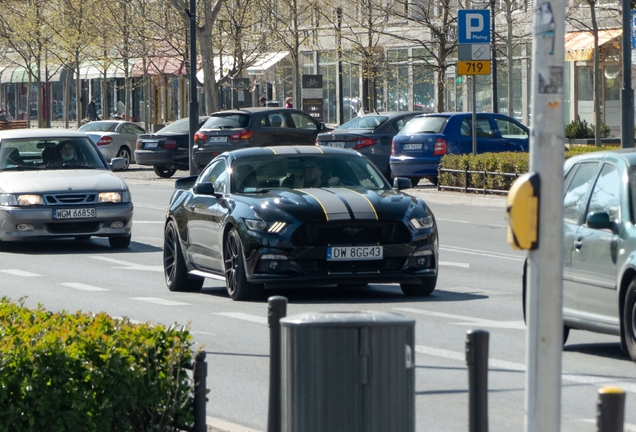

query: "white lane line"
xmin=439 ymin=261 xmax=470 ymax=268
xmin=207 ymin=416 xmax=263 ymax=432
xmin=415 ymin=345 xmax=636 ymax=393
xmin=135 ymin=203 xmax=168 ymax=210
xmin=214 ymin=312 xmax=268 ymax=325
xmin=91 ymin=256 xmax=163 ymax=272
xmin=394 ymin=307 xmax=526 ymax=330
xmin=1 ymin=269 xmax=42 ymax=277
xmin=133 ymin=221 xmax=165 ymax=224
xmin=441 ymin=245 xmax=525 ymax=262
xmin=58 ymin=282 xmax=109 ymax=292
xmin=131 ymin=297 xmax=191 ymax=306
xmin=437 ymin=218 xmax=506 ymax=228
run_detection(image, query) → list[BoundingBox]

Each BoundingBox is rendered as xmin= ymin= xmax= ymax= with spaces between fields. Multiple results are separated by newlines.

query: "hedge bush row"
xmin=438 ymin=145 xmax=621 ymax=191
xmin=0 ymin=297 xmax=197 ymax=432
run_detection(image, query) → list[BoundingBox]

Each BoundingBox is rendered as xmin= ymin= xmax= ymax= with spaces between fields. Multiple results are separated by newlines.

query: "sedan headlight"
xmin=410 ymin=216 xmax=434 ymax=230
xmin=245 ymin=218 xmax=287 ymax=233
xmin=98 ymin=192 xmax=122 ymax=203
xmin=0 ymin=194 xmax=43 ymax=206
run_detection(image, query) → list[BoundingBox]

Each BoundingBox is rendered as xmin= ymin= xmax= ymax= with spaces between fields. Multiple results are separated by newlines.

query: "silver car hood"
xmin=0 ymin=170 xmax=127 ymax=194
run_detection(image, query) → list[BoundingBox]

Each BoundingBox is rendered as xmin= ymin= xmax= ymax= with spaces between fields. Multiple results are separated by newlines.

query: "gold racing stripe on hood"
xmin=296 ymin=188 xmax=350 ymax=221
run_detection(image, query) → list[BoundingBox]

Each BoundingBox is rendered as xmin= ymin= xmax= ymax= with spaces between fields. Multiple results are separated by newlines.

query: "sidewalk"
xmin=408 ymin=185 xmax=507 ymax=208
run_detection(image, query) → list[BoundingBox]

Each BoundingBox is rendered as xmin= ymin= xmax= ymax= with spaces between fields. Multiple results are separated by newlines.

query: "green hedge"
xmin=0 ymin=297 xmax=197 ymax=432
xmin=438 ymin=145 xmax=620 ymax=191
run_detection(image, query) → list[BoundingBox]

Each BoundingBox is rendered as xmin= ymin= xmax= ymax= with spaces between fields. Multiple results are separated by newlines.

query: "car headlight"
xmin=245 ymin=218 xmax=287 ymax=233
xmin=98 ymin=192 xmax=122 ymax=203
xmin=410 ymin=216 xmax=434 ymax=230
xmin=0 ymin=194 xmax=44 ymax=206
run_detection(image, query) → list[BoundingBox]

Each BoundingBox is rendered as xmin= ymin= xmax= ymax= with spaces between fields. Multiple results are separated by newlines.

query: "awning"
xmin=131 ymin=56 xmax=184 ymax=77
xmin=75 ymin=61 xmax=134 ymax=80
xmin=196 ymin=56 xmax=239 ymax=83
xmin=49 ymin=67 xmax=69 ymax=82
xmin=1 ymin=67 xmax=16 ymax=83
xmin=246 ymin=52 xmax=289 ymax=75
xmin=564 ymin=29 xmax=622 ymax=62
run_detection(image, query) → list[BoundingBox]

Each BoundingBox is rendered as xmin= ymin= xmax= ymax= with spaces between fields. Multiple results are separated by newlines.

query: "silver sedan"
xmin=79 ymin=120 xmax=146 ymax=169
xmin=0 ymin=129 xmax=133 ymax=248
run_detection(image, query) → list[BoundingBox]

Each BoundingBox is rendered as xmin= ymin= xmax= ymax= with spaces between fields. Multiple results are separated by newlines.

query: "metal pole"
xmin=472 ymin=76 xmax=477 ymax=155
xmin=596 ymin=387 xmax=625 ymax=432
xmin=491 ymin=0 xmax=498 ymax=113
xmin=336 ymin=8 xmax=344 ymax=125
xmin=466 ymin=330 xmax=489 ymax=432
xmin=525 ymin=0 xmax=565 ymax=430
xmin=193 ymin=351 xmax=207 ymax=432
xmin=267 ymin=296 xmax=288 ymax=432
xmin=188 ymin=0 xmax=199 ymax=176
xmin=620 ymin=0 xmax=634 ymax=148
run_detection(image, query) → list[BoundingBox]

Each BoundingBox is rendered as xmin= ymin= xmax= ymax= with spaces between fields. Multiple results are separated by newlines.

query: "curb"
xmin=408 ymin=187 xmax=507 ymax=208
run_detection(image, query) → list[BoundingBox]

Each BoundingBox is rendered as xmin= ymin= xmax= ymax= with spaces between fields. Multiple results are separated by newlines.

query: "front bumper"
xmin=0 ymin=203 xmax=134 ymax=241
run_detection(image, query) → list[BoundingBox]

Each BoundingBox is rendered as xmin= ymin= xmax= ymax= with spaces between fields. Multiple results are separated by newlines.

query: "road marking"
xmin=58 ymin=282 xmax=109 ymax=292
xmin=91 ymin=256 xmax=163 ymax=272
xmin=394 ymin=307 xmax=525 ymax=329
xmin=1 ymin=269 xmax=41 ymax=277
xmin=437 ymin=218 xmax=506 ymax=228
xmin=214 ymin=312 xmax=268 ymax=325
xmin=441 ymin=245 xmax=525 ymax=261
xmin=439 ymin=261 xmax=470 ymax=268
xmin=131 ymin=297 xmax=191 ymax=306
xmin=135 ymin=203 xmax=168 ymax=210
xmin=207 ymin=416 xmax=263 ymax=432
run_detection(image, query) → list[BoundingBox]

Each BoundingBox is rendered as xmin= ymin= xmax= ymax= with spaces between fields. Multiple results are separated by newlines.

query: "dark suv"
xmin=192 ymin=107 xmax=329 ymax=171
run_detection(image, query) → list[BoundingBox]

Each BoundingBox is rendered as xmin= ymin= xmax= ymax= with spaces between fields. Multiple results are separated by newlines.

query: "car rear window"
xmin=203 ymin=114 xmax=250 ymax=129
xmin=338 ymin=116 xmax=388 ymax=130
xmin=79 ymin=122 xmax=118 ymax=132
xmin=160 ymin=118 xmax=190 ymax=134
xmin=400 ymin=116 xmax=447 ymax=134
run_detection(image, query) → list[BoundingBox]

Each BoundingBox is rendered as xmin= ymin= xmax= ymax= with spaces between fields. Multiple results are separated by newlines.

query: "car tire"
xmin=224 ymin=228 xmax=263 ymax=301
xmin=622 ymin=278 xmax=636 ymax=361
xmin=163 ymin=221 xmax=204 ymax=292
xmin=116 ymin=147 xmax=131 ymax=170
xmin=400 ymin=276 xmax=436 ymax=296
xmin=424 ymin=176 xmax=438 ymax=186
xmin=109 ymin=234 xmax=131 ymax=249
xmin=410 ymin=177 xmax=421 ymax=186
xmin=153 ymin=166 xmax=177 ymax=178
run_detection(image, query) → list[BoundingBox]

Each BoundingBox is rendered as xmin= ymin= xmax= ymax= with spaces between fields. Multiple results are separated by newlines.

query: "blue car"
xmin=389 ymin=112 xmax=529 ymax=185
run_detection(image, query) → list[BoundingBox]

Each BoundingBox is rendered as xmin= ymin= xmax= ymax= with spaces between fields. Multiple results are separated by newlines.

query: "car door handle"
xmin=573 ymin=239 xmax=583 ymax=250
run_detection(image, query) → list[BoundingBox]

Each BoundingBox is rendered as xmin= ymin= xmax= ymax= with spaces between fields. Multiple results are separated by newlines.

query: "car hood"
xmin=0 ymin=170 xmax=127 ymax=194
xmin=233 ymin=187 xmax=426 ymax=222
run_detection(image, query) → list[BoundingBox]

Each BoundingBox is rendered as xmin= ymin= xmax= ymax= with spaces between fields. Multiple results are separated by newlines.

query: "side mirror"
xmin=393 ymin=177 xmax=412 ymax=190
xmin=586 ymin=211 xmax=617 ymax=232
xmin=320 ymin=122 xmax=327 ymax=131
xmin=175 ymin=175 xmax=198 ymax=190
xmin=110 ymin=157 xmax=126 ymax=170
xmin=193 ymin=182 xmax=216 ymax=196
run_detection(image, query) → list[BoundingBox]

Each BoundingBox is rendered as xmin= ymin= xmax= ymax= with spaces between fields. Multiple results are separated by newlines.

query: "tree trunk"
xmin=75 ymin=56 xmax=82 ymax=129
xmin=506 ymin=2 xmax=514 ymax=118
xmin=590 ymin=1 xmax=601 ymax=147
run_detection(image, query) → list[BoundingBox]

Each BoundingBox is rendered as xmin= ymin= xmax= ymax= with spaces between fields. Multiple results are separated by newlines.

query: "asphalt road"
xmin=1 ymin=165 xmax=634 ymax=432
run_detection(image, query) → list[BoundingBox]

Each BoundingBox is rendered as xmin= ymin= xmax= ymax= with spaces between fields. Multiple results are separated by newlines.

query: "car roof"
xmin=0 ymin=129 xmax=90 ymax=140
xmin=570 ymin=148 xmax=636 ymax=166
xmin=209 ymin=108 xmax=306 ymax=115
xmin=226 ymin=145 xmax=360 ymax=160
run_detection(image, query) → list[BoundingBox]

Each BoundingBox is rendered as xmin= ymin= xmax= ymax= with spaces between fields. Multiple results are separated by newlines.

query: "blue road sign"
xmin=458 ymin=10 xmax=491 ymax=44
xmin=632 ymin=10 xmax=636 ymax=50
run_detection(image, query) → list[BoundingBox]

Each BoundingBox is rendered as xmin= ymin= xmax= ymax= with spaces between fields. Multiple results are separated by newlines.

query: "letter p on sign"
xmin=466 ymin=14 xmax=483 ymax=38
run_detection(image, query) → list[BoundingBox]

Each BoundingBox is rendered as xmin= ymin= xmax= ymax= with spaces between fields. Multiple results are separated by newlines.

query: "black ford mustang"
xmin=163 ymin=145 xmax=438 ymax=301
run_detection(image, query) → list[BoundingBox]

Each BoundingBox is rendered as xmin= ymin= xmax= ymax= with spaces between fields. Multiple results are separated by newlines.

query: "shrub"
xmin=565 ymin=116 xmax=610 ymax=139
xmin=0 ymin=297 xmax=198 ymax=432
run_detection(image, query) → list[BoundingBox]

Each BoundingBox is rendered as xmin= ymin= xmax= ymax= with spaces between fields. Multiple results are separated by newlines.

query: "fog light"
xmin=269 ymin=261 xmax=279 ymax=270
xmin=111 ymin=221 xmax=125 ymax=228
xmin=17 ymin=224 xmax=33 ymax=231
xmin=416 ymin=256 xmax=428 ymax=266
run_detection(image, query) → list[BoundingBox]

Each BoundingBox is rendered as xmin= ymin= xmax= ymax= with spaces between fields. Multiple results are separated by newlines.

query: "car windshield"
xmin=230 ymin=154 xmax=390 ymax=193
xmin=203 ymin=114 xmax=250 ymax=129
xmin=78 ymin=122 xmax=118 ymax=132
xmin=401 ymin=116 xmax=448 ymax=134
xmin=0 ymin=137 xmax=107 ymax=171
xmin=337 ymin=116 xmax=388 ymax=130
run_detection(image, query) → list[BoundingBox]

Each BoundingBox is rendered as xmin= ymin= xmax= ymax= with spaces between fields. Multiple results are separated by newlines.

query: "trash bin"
xmin=280 ymin=311 xmax=415 ymax=432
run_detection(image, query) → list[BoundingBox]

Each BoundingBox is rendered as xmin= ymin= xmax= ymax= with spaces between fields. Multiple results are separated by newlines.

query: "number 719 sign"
xmin=457 ymin=60 xmax=491 ymax=75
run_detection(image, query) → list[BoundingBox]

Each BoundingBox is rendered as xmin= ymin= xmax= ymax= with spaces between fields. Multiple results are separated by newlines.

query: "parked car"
xmin=315 ymin=111 xmax=419 ymax=179
xmin=191 ymin=108 xmax=330 ymax=171
xmin=390 ymin=112 xmax=529 ymax=185
xmin=135 ymin=116 xmax=210 ymax=178
xmin=521 ymin=149 xmax=636 ymax=361
xmin=78 ymin=120 xmax=147 ymax=170
xmin=163 ymin=146 xmax=438 ymax=301
xmin=0 ymin=129 xmax=133 ymax=248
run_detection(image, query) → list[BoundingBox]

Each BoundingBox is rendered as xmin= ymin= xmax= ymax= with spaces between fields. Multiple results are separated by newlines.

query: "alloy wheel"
xmin=224 ymin=232 xmax=239 ymax=296
xmin=164 ymin=225 xmax=177 ymax=284
xmin=117 ymin=148 xmax=131 ymax=169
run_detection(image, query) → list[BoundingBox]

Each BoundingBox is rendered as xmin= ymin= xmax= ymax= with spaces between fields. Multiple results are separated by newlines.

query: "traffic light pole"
xmin=525 ymin=1 xmax=566 ymax=431
xmin=621 ymin=0 xmax=634 ymax=148
xmin=188 ymin=0 xmax=199 ymax=176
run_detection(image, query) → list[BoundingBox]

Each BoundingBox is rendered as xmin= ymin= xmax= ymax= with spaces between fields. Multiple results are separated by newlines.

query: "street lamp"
xmin=491 ymin=0 xmax=498 ymax=113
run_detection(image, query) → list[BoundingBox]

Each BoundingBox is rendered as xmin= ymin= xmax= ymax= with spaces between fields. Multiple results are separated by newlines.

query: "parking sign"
xmin=458 ymin=10 xmax=490 ymax=44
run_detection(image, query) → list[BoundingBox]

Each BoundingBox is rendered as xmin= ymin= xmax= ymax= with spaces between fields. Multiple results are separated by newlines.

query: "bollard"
xmin=465 ymin=329 xmax=489 ymax=432
xmin=267 ymin=296 xmax=288 ymax=432
xmin=192 ymin=351 xmax=208 ymax=432
xmin=596 ymin=386 xmax=625 ymax=432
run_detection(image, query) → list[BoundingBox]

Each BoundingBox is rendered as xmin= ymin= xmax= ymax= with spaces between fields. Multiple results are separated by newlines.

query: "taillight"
xmin=391 ymin=139 xmax=396 ymax=156
xmin=433 ymin=138 xmax=447 ymax=156
xmin=194 ymin=132 xmax=207 ymax=142
xmin=96 ymin=136 xmax=112 ymax=146
xmin=163 ymin=138 xmax=177 ymax=149
xmin=230 ymin=130 xmax=254 ymax=140
xmin=136 ymin=140 xmax=141 ymax=150
xmin=354 ymin=138 xmax=375 ymax=150
xmin=314 ymin=138 xmax=320 ymax=146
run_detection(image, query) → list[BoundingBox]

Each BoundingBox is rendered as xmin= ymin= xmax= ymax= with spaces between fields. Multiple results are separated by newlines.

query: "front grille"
xmin=46 ymin=222 xmax=100 ymax=234
xmin=291 ymin=221 xmax=411 ymax=245
xmin=44 ymin=194 xmax=97 ymax=205
xmin=298 ymin=258 xmax=406 ymax=273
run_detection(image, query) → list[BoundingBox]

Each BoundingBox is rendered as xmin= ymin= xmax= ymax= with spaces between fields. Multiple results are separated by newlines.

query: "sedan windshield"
xmin=401 ymin=116 xmax=448 ymax=134
xmin=78 ymin=122 xmax=118 ymax=132
xmin=337 ymin=116 xmax=388 ymax=130
xmin=0 ymin=138 xmax=107 ymax=171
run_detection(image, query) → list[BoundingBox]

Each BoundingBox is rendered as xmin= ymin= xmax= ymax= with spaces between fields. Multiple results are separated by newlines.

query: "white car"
xmin=79 ymin=120 xmax=146 ymax=169
xmin=0 ymin=129 xmax=133 ymax=248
